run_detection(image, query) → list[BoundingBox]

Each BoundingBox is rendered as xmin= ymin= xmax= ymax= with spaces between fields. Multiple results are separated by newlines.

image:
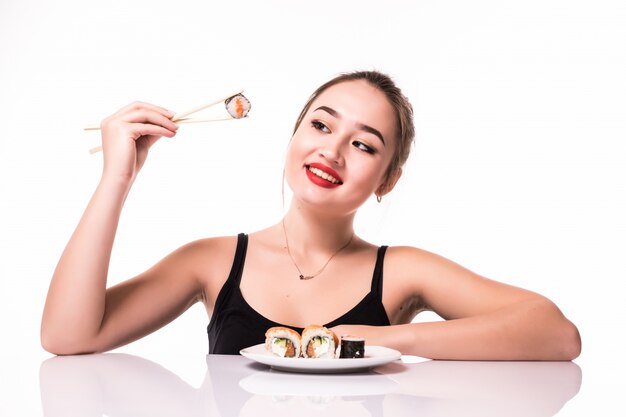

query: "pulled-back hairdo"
xmin=293 ymin=71 xmax=415 ymax=190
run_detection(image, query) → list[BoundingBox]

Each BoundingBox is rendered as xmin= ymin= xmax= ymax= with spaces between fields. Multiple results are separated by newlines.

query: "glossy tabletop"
xmin=37 ymin=353 xmax=582 ymax=417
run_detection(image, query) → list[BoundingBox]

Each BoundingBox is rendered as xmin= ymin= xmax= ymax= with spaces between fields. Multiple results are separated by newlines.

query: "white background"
xmin=1 ymin=1 xmax=625 ymax=415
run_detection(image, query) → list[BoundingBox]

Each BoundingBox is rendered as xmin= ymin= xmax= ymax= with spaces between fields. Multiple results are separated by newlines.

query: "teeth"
xmin=307 ymin=166 xmax=341 ymax=184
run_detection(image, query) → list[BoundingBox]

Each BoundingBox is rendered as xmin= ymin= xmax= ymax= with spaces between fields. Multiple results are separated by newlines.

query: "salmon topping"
xmin=285 ymin=340 xmax=296 ymax=357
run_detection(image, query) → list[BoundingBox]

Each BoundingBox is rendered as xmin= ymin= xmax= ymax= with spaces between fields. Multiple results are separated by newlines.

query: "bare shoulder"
xmin=161 ymin=235 xmax=240 ymax=304
xmin=173 ymin=234 xmax=239 ymax=261
xmin=383 ymin=245 xmax=467 ymax=286
xmin=380 ymin=245 xmax=469 ymax=313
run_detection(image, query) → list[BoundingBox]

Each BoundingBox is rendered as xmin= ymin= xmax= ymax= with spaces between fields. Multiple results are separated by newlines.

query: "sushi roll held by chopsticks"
xmin=224 ymin=94 xmax=251 ymax=119
xmin=172 ymin=92 xmax=251 ymax=124
xmin=85 ymin=90 xmax=251 ymax=154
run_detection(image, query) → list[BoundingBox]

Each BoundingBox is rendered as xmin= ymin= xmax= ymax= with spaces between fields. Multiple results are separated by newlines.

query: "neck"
xmin=281 ymin=203 xmax=355 ymax=255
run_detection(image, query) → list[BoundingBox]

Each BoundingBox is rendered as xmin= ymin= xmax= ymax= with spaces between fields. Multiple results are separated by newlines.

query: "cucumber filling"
xmin=309 ymin=336 xmax=331 ymax=357
xmin=271 ymin=338 xmax=294 ymax=357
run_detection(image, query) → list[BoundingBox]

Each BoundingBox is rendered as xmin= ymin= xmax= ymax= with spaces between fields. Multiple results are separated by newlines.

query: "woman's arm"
xmin=333 ymin=246 xmax=581 ymax=360
xmin=40 ymin=102 xmax=197 ymax=355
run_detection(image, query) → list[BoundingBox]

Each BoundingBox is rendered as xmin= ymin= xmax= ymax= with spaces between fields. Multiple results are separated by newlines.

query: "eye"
xmin=311 ymin=120 xmax=330 ymax=133
xmin=352 ymin=140 xmax=376 ymax=154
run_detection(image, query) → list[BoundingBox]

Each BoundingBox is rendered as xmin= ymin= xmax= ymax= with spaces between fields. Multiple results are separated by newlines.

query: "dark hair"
xmin=293 ymin=71 xmax=415 ymax=190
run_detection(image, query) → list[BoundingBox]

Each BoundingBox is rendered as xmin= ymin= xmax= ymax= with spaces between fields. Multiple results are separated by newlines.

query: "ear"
xmin=375 ymin=168 xmax=403 ymax=198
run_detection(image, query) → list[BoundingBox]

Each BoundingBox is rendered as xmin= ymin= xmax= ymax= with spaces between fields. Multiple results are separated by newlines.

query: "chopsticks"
xmin=86 ymin=89 xmax=245 ymax=153
xmin=83 ymin=115 xmax=236 ymax=132
xmin=171 ymin=89 xmax=243 ymax=122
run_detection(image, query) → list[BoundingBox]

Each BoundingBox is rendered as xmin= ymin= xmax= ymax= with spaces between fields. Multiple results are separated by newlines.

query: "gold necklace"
xmin=282 ymin=219 xmax=354 ymax=280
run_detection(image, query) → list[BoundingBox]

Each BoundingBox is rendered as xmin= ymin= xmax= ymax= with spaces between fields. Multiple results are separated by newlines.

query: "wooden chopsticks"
xmin=86 ymin=89 xmax=245 ymax=154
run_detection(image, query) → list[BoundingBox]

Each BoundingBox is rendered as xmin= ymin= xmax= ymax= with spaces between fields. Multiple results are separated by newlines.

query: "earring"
xmin=376 ymin=194 xmax=382 ymax=203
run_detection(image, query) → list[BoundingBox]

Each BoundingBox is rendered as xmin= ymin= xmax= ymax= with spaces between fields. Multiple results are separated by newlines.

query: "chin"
xmin=294 ymin=192 xmax=361 ymax=216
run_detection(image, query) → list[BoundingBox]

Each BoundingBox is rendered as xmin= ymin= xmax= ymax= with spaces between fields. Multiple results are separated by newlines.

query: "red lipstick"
xmin=305 ymin=163 xmax=343 ymax=188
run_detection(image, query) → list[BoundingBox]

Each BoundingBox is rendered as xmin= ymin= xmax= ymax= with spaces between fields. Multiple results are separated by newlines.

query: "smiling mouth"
xmin=306 ymin=165 xmax=343 ymax=184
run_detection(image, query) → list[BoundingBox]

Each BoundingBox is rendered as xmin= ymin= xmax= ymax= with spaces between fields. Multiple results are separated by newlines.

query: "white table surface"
xmin=27 ymin=352 xmax=586 ymax=417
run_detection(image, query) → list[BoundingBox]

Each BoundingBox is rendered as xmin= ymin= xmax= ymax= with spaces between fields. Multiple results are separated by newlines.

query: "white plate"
xmin=240 ymin=344 xmax=401 ymax=374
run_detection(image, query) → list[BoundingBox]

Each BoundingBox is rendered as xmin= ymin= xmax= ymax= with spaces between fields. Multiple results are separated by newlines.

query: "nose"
xmin=319 ymin=137 xmax=345 ymax=166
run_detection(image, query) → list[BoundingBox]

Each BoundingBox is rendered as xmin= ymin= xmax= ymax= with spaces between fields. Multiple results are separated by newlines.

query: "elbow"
xmin=558 ymin=321 xmax=582 ymax=361
xmin=540 ymin=302 xmax=581 ymax=361
xmin=40 ymin=327 xmax=98 ymax=356
xmin=41 ymin=340 xmax=97 ymax=356
xmin=41 ymin=334 xmax=65 ymax=356
xmin=40 ymin=323 xmax=60 ymax=355
xmin=528 ymin=299 xmax=582 ymax=361
xmin=40 ymin=332 xmax=73 ymax=356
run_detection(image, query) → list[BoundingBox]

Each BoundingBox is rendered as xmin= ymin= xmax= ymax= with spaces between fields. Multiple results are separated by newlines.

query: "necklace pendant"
xmin=283 ymin=219 xmax=355 ymax=282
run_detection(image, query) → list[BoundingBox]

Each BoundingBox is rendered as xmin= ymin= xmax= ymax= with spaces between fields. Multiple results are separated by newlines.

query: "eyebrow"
xmin=314 ymin=106 xmax=386 ymax=146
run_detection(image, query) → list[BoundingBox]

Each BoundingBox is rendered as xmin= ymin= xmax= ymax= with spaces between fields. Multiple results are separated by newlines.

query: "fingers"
xmin=101 ymin=101 xmax=179 ymax=136
xmin=130 ymin=122 xmax=178 ymax=139
xmin=109 ymin=101 xmax=175 ymax=121
xmin=98 ymin=101 xmax=182 ymax=182
xmin=124 ymin=110 xmax=179 ymax=135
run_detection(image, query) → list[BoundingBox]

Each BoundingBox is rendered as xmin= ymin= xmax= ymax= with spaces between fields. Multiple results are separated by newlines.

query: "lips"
xmin=305 ymin=162 xmax=343 ymax=188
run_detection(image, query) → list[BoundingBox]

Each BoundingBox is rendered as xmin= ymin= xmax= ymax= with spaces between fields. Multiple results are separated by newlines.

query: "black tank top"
xmin=207 ymin=233 xmax=391 ymax=355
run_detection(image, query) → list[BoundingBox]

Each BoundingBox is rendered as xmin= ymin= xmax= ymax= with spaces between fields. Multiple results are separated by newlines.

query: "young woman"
xmin=41 ymin=71 xmax=581 ymax=360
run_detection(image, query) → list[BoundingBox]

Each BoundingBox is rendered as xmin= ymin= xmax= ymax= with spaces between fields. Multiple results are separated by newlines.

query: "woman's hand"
xmin=100 ymin=101 xmax=179 ymax=184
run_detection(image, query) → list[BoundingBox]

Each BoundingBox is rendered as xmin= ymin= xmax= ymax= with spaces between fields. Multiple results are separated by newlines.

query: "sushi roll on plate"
xmin=339 ymin=335 xmax=366 ymax=358
xmin=301 ymin=325 xmax=339 ymax=358
xmin=265 ymin=327 xmax=302 ymax=358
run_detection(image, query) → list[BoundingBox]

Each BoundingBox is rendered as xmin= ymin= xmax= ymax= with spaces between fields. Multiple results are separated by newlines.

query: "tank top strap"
xmin=207 ymin=233 xmax=248 ymax=337
xmin=229 ymin=233 xmax=248 ymax=286
xmin=212 ymin=233 xmax=248 ymax=310
xmin=371 ymin=245 xmax=388 ymax=297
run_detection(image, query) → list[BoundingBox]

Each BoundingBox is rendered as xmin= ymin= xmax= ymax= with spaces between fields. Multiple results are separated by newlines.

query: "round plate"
xmin=240 ymin=344 xmax=401 ymax=374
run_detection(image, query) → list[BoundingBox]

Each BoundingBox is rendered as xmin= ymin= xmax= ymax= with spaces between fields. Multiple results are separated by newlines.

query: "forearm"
xmin=342 ymin=299 xmax=580 ymax=360
xmin=41 ymin=176 xmax=132 ymax=353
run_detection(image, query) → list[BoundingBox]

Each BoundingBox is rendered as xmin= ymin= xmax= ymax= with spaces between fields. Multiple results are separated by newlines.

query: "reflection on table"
xmin=39 ymin=353 xmax=581 ymax=417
